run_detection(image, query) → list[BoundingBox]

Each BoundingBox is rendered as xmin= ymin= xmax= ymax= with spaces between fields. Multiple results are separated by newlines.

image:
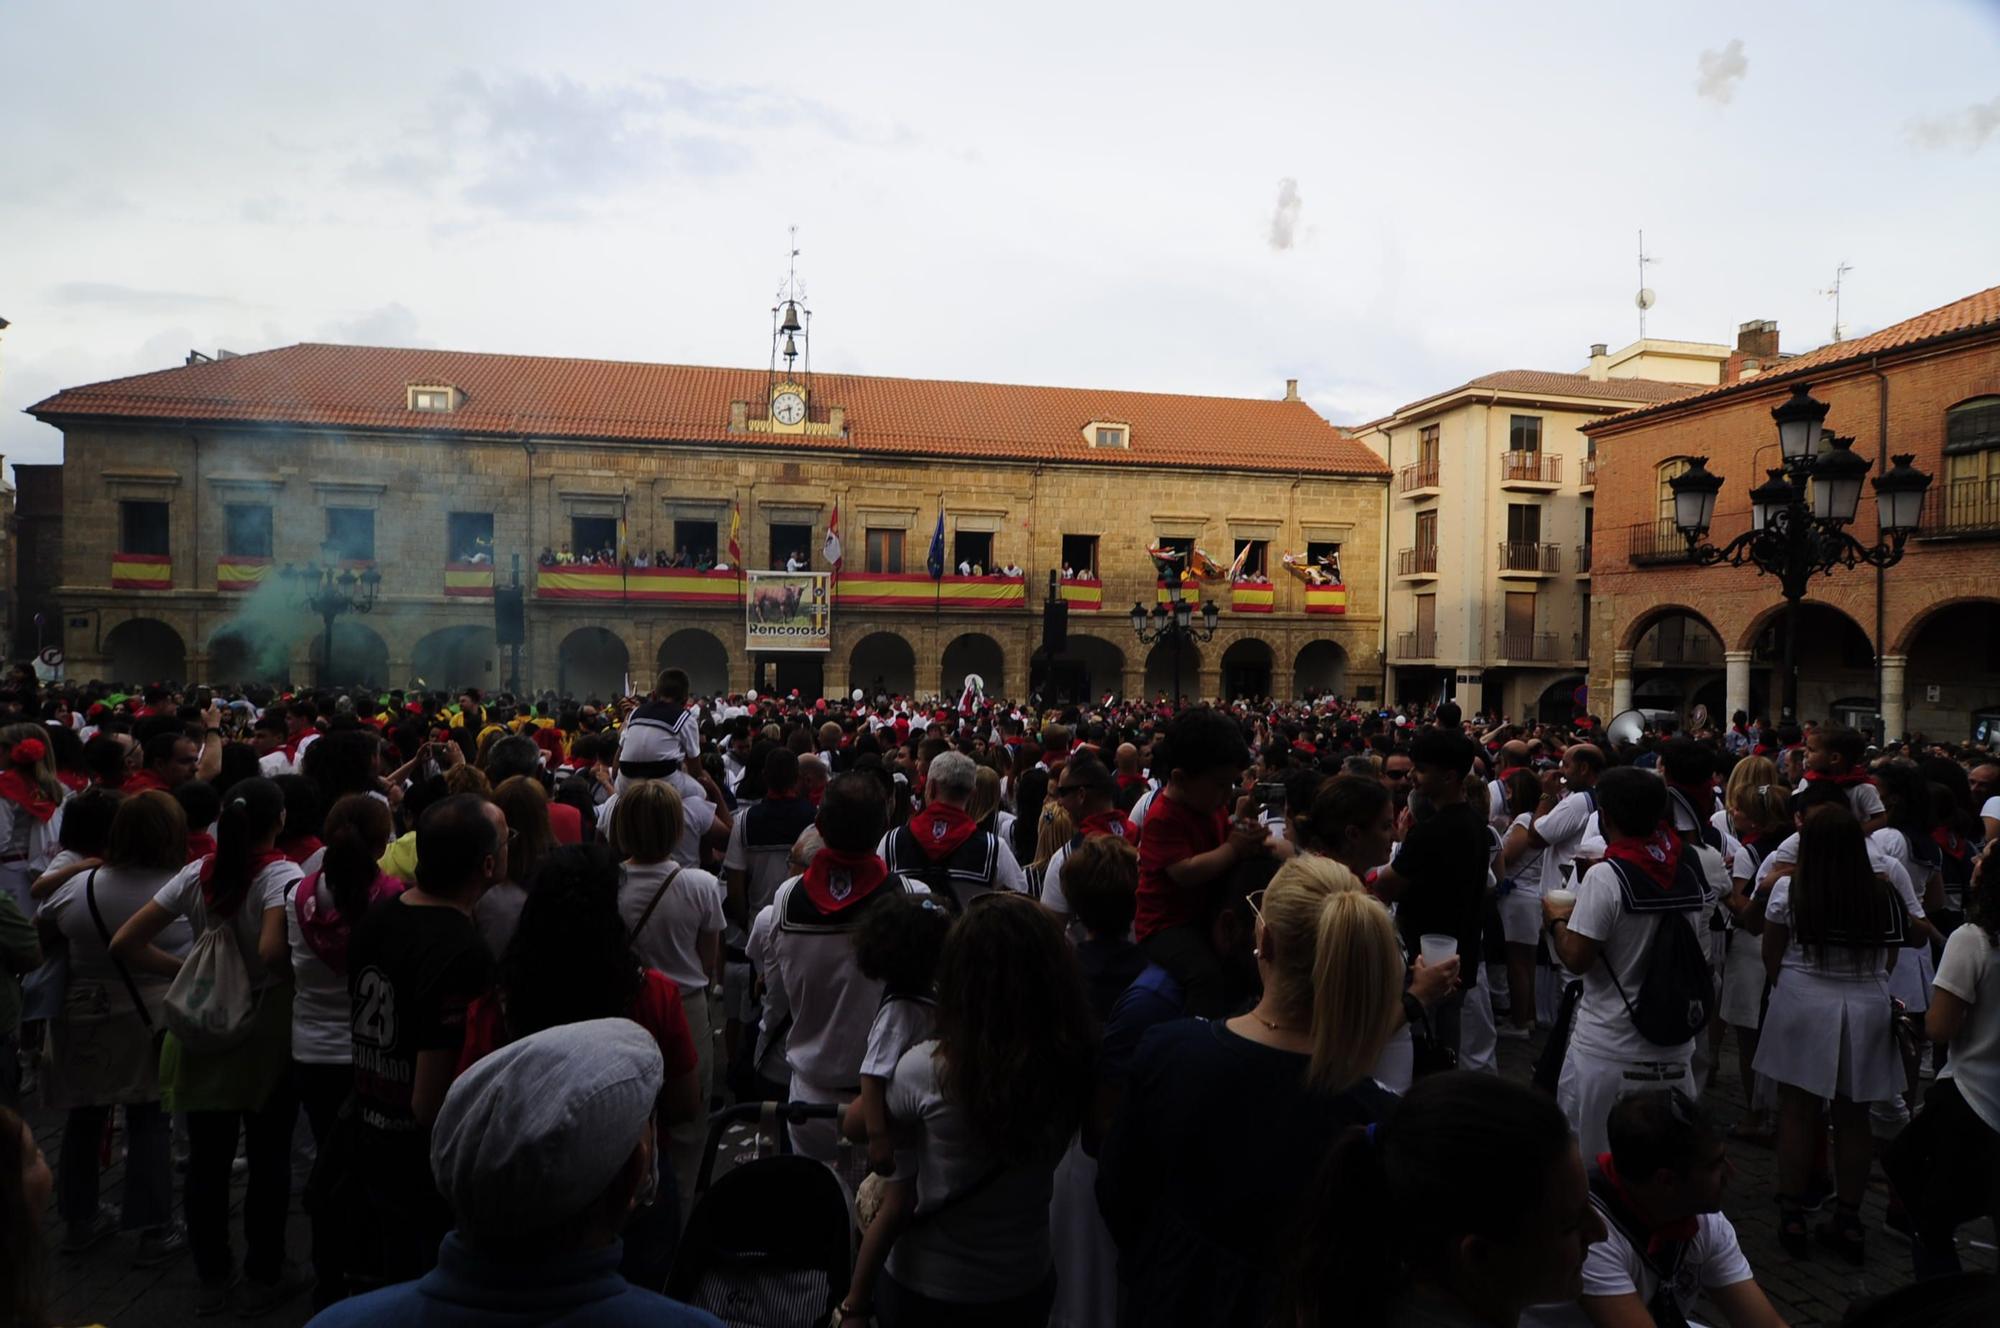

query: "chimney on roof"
xmin=1586 ymin=343 xmax=1609 ymax=382
xmin=828 ymin=405 xmax=846 ymax=435
xmin=1283 ymin=378 xmax=1300 ymax=402
xmin=729 ymin=400 xmax=748 ymax=433
xmin=1736 ymin=320 xmax=1779 ymax=358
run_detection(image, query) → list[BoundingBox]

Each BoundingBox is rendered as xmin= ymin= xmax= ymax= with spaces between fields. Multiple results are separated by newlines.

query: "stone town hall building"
xmin=27 ymin=331 xmax=1388 ymax=704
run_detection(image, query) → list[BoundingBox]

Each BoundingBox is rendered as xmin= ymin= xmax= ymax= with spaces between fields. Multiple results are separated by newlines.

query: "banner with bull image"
xmin=745 ymin=570 xmax=832 ymax=653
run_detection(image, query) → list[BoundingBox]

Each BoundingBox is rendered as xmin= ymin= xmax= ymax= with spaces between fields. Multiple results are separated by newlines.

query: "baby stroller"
xmin=665 ymin=1101 xmax=857 ymax=1327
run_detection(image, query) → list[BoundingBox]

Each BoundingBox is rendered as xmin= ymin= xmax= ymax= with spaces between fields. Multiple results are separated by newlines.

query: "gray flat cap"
xmin=431 ymin=1017 xmax=664 ymax=1238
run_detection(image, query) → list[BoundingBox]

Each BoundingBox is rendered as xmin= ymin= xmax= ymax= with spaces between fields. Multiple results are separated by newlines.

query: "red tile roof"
xmin=1586 ymin=284 xmax=2000 ymax=431
xmin=29 ymin=343 xmax=1387 ymax=477
xmin=1393 ymin=369 xmax=1696 ymax=417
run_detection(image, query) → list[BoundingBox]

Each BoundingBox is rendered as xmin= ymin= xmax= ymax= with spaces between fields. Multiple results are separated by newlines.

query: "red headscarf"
xmin=0 ymin=739 xmax=59 ymax=823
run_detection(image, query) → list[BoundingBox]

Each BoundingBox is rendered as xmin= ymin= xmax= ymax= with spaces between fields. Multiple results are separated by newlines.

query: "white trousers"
xmin=1558 ymin=1043 xmax=1695 ymax=1160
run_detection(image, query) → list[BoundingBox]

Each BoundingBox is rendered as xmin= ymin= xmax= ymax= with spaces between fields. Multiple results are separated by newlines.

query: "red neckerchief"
xmin=1932 ymin=826 xmax=1968 ymax=860
xmin=1604 ymin=825 xmax=1684 ymax=892
xmin=798 ymin=846 xmax=889 ymax=913
xmin=185 ymin=831 xmax=217 ymax=864
xmin=198 ymin=849 xmax=288 ymax=910
xmin=1804 ymin=767 xmax=1874 ymax=789
xmin=0 ymin=771 xmax=59 ymax=823
xmin=123 ymin=769 xmax=170 ymax=794
xmin=1598 ymin=1153 xmax=1699 ymax=1254
xmin=906 ymin=802 xmax=979 ymax=860
xmin=56 ymin=771 xmax=88 ymax=794
xmin=1077 ymin=808 xmax=1136 ymax=841
xmin=278 ymin=834 xmax=323 ymax=866
xmin=1668 ymin=779 xmax=1715 ymax=815
xmin=281 ymin=732 xmax=312 ymax=762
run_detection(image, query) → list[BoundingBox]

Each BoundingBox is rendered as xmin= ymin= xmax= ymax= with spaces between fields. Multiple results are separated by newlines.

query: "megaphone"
xmin=1604 ymin=708 xmax=1653 ymax=751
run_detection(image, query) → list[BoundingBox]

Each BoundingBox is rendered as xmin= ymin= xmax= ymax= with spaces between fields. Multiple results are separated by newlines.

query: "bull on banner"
xmin=745 ymin=570 xmax=832 ymax=652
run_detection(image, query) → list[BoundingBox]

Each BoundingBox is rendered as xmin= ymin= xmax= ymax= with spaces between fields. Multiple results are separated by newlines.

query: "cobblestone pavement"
xmin=26 ymin=1023 xmax=1995 ymax=1327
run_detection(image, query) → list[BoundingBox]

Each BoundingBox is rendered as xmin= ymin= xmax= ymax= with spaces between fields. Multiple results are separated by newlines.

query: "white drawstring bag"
xmin=163 ymin=886 xmax=261 ymax=1053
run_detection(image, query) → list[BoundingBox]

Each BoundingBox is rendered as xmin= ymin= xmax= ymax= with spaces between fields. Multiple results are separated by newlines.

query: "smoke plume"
xmin=1268 ymin=178 xmax=1303 ymax=251
xmin=1694 ymin=40 xmax=1747 ymax=105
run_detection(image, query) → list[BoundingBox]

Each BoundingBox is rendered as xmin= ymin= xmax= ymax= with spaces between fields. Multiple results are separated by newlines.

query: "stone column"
xmin=1121 ymin=664 xmax=1146 ymax=702
xmin=1879 ymin=654 xmax=1908 ymax=743
xmin=1724 ymin=651 xmax=1753 ymax=726
xmin=1610 ymin=650 xmax=1634 ymax=715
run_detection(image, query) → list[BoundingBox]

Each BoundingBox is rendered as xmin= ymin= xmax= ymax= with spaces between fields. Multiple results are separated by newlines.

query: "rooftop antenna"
xmin=1821 ymin=260 xmax=1853 ymax=343
xmin=768 ymin=226 xmax=812 ymax=391
xmin=1635 ymin=228 xmax=1659 ymax=339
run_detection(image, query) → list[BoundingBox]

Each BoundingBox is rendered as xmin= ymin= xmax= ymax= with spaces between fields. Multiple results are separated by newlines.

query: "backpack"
xmin=1601 ymin=857 xmax=1713 ymax=1047
xmin=162 ymin=886 xmax=262 ymax=1053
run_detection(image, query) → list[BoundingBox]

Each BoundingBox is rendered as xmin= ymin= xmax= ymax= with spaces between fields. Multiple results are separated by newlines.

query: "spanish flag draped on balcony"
xmin=1281 ymin=550 xmax=1347 ymax=614
xmin=111 ymin=553 xmax=171 ymax=590
xmin=216 ymin=556 xmax=271 ymax=592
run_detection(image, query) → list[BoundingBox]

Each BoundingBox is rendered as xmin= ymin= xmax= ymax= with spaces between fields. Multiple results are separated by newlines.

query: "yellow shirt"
xmin=379 ymin=831 xmax=420 ymax=885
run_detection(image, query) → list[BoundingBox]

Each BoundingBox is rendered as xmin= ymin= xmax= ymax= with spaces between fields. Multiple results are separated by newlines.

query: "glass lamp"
xmin=1748 ymin=469 xmax=1795 ymax=532
xmin=1201 ymin=600 xmax=1220 ymax=631
xmin=1771 ymin=384 xmax=1831 ymax=463
xmin=1668 ymin=456 xmax=1724 ymax=538
xmin=1129 ymin=603 xmax=1147 ymax=634
xmin=1810 ymin=435 xmax=1869 ymax=523
xmin=1872 ymin=454 xmax=1932 ymax=535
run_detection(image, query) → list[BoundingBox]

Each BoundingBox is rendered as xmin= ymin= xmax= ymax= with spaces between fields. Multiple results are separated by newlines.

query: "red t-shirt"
xmin=547 ymin=801 xmax=583 ymax=846
xmin=457 ymin=968 xmax=698 ymax=1082
xmin=1134 ymin=791 xmax=1229 ymax=941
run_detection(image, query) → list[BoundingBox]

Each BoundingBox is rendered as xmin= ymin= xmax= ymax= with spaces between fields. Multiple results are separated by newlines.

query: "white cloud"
xmin=1268 ymin=178 xmax=1303 ymax=252
xmin=1695 ymin=39 xmax=1748 ymax=105
xmin=1906 ymin=94 xmax=2000 ymax=151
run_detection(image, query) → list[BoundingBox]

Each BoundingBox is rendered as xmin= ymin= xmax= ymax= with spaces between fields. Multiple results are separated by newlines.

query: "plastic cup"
xmin=1545 ymin=888 xmax=1577 ymax=912
xmin=1418 ymin=933 xmax=1458 ymax=968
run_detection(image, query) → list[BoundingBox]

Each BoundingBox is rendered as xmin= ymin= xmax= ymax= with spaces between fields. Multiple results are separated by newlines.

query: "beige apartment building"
xmin=1358 ymin=327 xmax=1787 ymax=720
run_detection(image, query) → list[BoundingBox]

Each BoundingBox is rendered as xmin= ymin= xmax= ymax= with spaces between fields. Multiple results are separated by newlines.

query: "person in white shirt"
xmin=1886 ymin=839 xmax=2000 ymax=1278
xmin=786 ymin=552 xmax=805 ymax=572
xmin=1545 ymin=768 xmax=1722 ymax=1161
xmin=1504 ymin=744 xmax=1606 ymax=900
xmin=956 ymin=559 xmax=972 ymax=576
xmin=1523 ymin=1089 xmax=1785 ymax=1328
xmin=1972 ymin=759 xmax=2000 ymax=842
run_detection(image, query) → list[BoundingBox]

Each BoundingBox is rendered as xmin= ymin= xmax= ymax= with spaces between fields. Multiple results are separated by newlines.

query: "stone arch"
xmin=1067 ymin=636 xmax=1126 ymax=701
xmin=1891 ymin=595 xmax=2000 ymax=655
xmin=1219 ymin=637 xmax=1275 ymax=701
xmin=205 ymin=623 xmax=291 ymax=687
xmin=102 ymin=618 xmax=187 ymax=686
xmin=558 ymin=627 xmax=629 ymax=703
xmin=412 ymin=625 xmax=498 ymax=693
xmin=849 ymin=631 xmax=917 ymax=701
xmin=1144 ymin=638 xmax=1202 ymax=701
xmin=1737 ymin=600 xmax=1875 ymax=727
xmin=1618 ymin=602 xmax=1723 ymax=654
xmin=1293 ymin=639 xmax=1350 ymax=700
xmin=658 ymin=628 xmax=730 ymax=698
xmin=941 ymin=632 xmax=1004 ymax=700
xmin=308 ymin=622 xmax=390 ymax=690
xmin=1534 ymin=675 xmax=1587 ymax=723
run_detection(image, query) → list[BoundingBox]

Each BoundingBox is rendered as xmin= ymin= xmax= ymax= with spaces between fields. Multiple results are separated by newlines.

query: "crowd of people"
xmin=536 ymin=547 xmax=738 ymax=572
xmin=0 ymin=665 xmax=1996 ymax=1327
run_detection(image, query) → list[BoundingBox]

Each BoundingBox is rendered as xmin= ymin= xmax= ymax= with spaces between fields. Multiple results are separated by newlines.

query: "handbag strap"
xmin=84 ymin=869 xmax=154 ymax=1029
xmin=628 ymin=864 xmax=685 ymax=941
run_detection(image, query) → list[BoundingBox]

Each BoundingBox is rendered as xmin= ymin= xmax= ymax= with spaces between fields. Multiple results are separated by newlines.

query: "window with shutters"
xmin=866 ymin=528 xmax=905 ymax=574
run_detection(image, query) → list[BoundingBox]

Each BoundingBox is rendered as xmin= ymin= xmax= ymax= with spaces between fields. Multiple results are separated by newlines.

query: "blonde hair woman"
xmin=610 ymin=779 xmax=725 ymax=1222
xmin=1717 ymin=757 xmax=1791 ymax=1143
xmin=1099 ymin=855 xmax=1407 ymax=1325
xmin=1025 ymin=801 xmax=1074 ymax=900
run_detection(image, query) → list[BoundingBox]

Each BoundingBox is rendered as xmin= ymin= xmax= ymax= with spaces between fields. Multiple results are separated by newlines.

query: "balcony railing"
xmin=1396 ymin=630 xmax=1438 ymax=659
xmin=1494 ymin=631 xmax=1561 ymax=661
xmin=1575 ymin=544 xmax=1593 ymax=574
xmin=1580 ymin=456 xmax=1598 ymax=488
xmin=1396 ymin=544 xmax=1439 ymax=577
xmin=1920 ymin=476 xmax=2000 ymax=538
xmin=1628 ymin=519 xmax=1694 ymax=565
xmin=1635 ymin=632 xmax=1724 ymax=666
xmin=1500 ymin=451 xmax=1562 ymax=485
xmin=1496 ymin=540 xmax=1562 ymax=573
xmin=1399 ymin=459 xmax=1440 ymax=493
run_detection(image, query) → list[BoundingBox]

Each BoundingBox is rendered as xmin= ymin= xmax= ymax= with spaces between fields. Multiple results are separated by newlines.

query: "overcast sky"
xmin=4 ymin=1 xmax=1999 ymax=481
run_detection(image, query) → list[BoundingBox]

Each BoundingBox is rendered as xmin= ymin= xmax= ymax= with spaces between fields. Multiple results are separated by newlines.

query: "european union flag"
xmin=926 ymin=510 xmax=945 ymax=580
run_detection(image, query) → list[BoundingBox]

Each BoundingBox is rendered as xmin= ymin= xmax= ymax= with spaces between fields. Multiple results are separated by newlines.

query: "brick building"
xmin=1585 ymin=285 xmax=2000 ymax=741
xmin=26 ymin=344 xmax=1388 ymax=703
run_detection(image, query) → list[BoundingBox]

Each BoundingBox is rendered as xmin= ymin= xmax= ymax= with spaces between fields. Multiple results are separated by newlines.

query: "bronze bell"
xmin=783 ymin=333 xmax=798 ymax=361
xmin=780 ymin=301 xmax=802 ymax=333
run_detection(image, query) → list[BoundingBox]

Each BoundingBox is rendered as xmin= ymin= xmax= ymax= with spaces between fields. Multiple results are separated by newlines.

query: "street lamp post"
xmin=280 ymin=542 xmax=384 ymax=687
xmin=1129 ymin=581 xmax=1220 ymax=708
xmin=1667 ymin=383 xmax=1931 ymax=727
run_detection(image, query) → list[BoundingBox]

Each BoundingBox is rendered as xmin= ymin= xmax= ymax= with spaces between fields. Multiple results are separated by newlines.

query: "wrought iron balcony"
xmin=1399 ymin=460 xmax=1441 ymax=495
xmin=1494 ymin=631 xmax=1561 ymax=661
xmin=1500 ymin=451 xmax=1562 ymax=487
xmin=1395 ymin=630 xmax=1437 ymax=659
xmin=1496 ymin=540 xmax=1562 ymax=574
xmin=1918 ymin=476 xmax=2000 ymax=539
xmin=1575 ymin=544 xmax=1593 ymax=574
xmin=1396 ymin=545 xmax=1439 ymax=577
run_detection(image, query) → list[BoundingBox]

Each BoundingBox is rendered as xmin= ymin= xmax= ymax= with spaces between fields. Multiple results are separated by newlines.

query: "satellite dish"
xmin=1635 ymin=288 xmax=1656 ymax=310
xmin=1605 ymin=708 xmax=1652 ymax=750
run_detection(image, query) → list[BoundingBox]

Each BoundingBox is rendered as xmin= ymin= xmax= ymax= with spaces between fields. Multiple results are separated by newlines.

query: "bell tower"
xmin=765 ymin=229 xmax=811 ymax=435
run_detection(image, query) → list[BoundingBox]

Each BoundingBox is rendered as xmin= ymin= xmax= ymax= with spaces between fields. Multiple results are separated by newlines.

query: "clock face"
xmin=772 ymin=391 xmax=806 ymax=426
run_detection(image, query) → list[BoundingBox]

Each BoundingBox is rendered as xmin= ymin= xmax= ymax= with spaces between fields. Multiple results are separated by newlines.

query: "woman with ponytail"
xmin=287 ymin=792 xmax=400 ymax=1309
xmin=1284 ymin=1072 xmax=1603 ymax=1328
xmin=111 ymin=775 xmax=305 ymax=1315
xmin=1098 ymin=854 xmax=1410 ymax=1328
